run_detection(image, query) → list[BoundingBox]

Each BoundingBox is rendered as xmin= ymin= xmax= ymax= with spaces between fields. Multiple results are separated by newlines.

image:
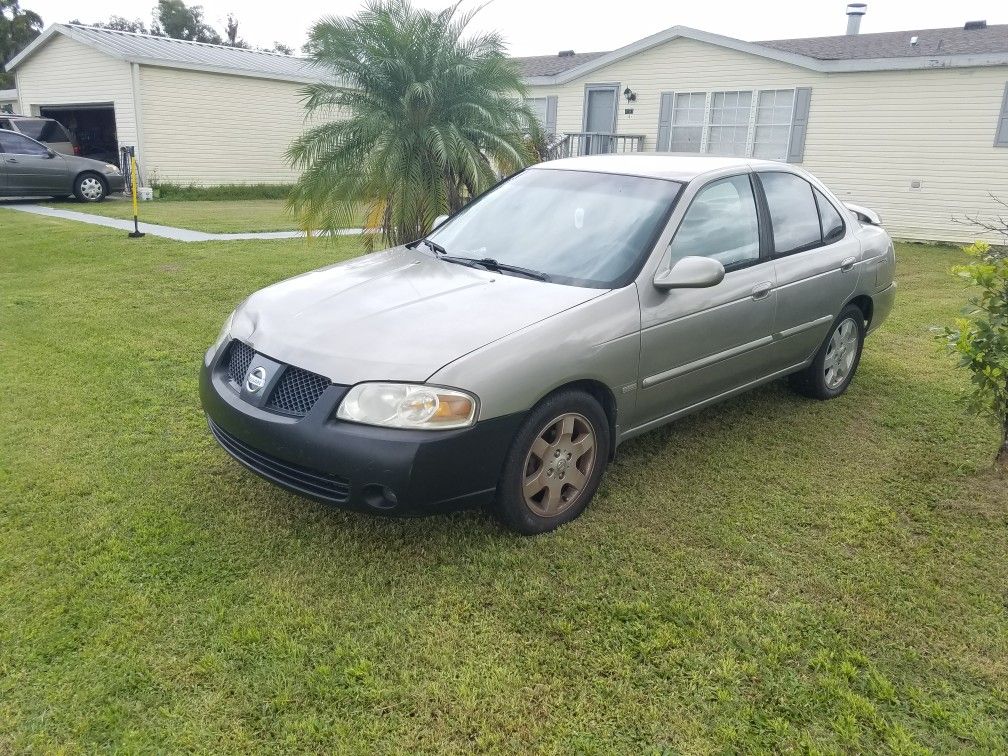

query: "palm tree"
xmin=287 ymin=0 xmax=542 ymax=246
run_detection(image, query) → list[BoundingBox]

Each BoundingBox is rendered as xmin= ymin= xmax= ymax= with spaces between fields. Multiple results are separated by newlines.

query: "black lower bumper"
xmin=199 ymin=351 xmax=524 ymax=515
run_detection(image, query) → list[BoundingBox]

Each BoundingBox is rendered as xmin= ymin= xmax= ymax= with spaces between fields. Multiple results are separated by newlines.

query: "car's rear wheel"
xmin=788 ymin=304 xmax=865 ymax=400
xmin=494 ymin=390 xmax=610 ymax=534
xmin=74 ymin=172 xmax=107 ymax=202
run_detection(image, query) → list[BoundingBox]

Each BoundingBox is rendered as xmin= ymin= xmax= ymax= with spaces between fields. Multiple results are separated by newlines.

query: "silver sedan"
xmin=200 ymin=155 xmax=896 ymax=534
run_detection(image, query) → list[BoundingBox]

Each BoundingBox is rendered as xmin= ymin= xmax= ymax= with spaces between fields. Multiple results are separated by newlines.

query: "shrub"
xmin=938 ymin=241 xmax=1008 ymax=467
xmin=150 ymin=183 xmax=294 ymax=201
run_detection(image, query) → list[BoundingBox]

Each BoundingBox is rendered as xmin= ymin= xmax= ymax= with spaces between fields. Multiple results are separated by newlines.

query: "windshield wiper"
xmin=414 ymin=237 xmax=447 ymax=256
xmin=439 ymin=255 xmax=550 ymax=282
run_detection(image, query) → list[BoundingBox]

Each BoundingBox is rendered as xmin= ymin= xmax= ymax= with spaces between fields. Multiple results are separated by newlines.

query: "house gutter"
xmin=130 ymin=62 xmax=145 ymax=185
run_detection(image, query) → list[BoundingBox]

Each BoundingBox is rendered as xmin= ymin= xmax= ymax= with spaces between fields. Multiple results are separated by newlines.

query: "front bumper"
xmin=199 ymin=346 xmax=524 ymax=515
xmin=106 ymin=173 xmax=126 ymax=193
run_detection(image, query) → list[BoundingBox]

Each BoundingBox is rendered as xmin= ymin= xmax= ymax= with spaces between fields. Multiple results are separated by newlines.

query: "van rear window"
xmin=15 ymin=118 xmax=71 ymax=143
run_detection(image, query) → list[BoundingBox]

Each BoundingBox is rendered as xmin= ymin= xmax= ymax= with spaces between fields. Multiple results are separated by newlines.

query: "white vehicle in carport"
xmin=201 ymin=154 xmax=896 ymax=534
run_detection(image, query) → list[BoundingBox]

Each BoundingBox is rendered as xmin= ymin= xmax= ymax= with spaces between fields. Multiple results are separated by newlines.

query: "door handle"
xmin=840 ymin=256 xmax=857 ymax=272
xmin=5 ymin=157 xmax=17 ymax=163
xmin=752 ymin=282 xmax=773 ymax=300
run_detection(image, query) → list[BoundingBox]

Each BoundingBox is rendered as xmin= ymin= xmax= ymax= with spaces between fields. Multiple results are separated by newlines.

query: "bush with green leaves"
xmin=939 ymin=241 xmax=1008 ymax=466
xmin=287 ymin=0 xmax=541 ymax=246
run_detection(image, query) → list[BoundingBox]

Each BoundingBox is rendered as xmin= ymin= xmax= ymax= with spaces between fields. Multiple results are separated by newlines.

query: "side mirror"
xmin=46 ymin=149 xmax=56 ymax=158
xmin=432 ymin=214 xmax=449 ymax=230
xmin=653 ymin=256 xmax=725 ymax=290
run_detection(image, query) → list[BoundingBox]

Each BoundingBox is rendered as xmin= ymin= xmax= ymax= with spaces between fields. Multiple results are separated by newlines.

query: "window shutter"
xmin=545 ymin=95 xmax=558 ymax=136
xmin=787 ymin=87 xmax=812 ymax=163
xmin=995 ymin=83 xmax=1008 ymax=147
xmin=657 ymin=92 xmax=674 ymax=151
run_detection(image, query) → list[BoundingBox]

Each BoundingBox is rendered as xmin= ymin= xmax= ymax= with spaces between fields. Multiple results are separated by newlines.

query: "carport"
xmin=38 ymin=103 xmax=118 ymax=163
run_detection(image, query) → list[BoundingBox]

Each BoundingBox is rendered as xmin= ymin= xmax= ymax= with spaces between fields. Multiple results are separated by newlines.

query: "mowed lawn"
xmin=41 ymin=198 xmax=301 ymax=233
xmin=1 ymin=208 xmax=1006 ymax=753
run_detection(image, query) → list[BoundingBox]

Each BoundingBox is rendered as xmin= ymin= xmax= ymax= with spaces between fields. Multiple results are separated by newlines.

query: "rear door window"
xmin=759 ymin=171 xmax=822 ymax=256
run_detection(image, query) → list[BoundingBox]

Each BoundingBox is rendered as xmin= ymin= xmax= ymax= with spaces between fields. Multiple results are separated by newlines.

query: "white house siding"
xmin=13 ymin=34 xmax=137 ymax=152
xmin=138 ymin=66 xmax=310 ymax=186
xmin=527 ymin=37 xmax=1008 ymax=242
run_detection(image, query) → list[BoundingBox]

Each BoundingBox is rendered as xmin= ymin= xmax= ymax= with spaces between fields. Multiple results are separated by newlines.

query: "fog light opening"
xmin=362 ymin=484 xmax=399 ymax=511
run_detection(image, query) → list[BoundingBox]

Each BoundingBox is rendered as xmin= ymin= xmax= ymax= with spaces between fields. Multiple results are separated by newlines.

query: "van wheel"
xmin=789 ymin=304 xmax=865 ymax=400
xmin=494 ymin=390 xmax=610 ymax=535
xmin=74 ymin=173 xmax=107 ymax=202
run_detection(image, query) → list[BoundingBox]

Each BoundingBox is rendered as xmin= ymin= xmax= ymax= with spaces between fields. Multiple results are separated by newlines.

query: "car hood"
xmin=232 ymin=246 xmax=605 ymax=384
xmin=61 ymin=153 xmax=117 ymax=172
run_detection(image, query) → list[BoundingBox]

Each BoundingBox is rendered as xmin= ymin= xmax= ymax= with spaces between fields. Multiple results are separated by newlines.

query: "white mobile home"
xmin=5 ymin=14 xmax=1008 ymax=242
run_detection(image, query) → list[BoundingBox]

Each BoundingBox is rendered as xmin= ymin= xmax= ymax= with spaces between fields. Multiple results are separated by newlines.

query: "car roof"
xmin=532 ymin=154 xmax=790 ymax=182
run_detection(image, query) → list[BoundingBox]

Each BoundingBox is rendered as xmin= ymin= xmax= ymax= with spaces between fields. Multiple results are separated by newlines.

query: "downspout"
xmin=130 ymin=62 xmax=146 ymax=185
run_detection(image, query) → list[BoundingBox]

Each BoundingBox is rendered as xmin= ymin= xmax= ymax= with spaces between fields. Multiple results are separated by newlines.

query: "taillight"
xmin=73 ymin=145 xmax=81 ymax=155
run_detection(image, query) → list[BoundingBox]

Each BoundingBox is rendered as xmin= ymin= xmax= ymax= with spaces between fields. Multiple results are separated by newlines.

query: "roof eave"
xmin=520 ymin=24 xmax=1008 ymax=85
xmin=128 ymin=57 xmax=322 ymax=84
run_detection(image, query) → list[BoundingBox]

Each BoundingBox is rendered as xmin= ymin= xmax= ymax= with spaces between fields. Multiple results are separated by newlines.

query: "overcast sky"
xmin=30 ymin=0 xmax=1007 ymax=56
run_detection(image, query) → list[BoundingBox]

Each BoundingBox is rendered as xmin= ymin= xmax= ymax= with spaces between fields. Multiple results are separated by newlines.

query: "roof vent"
xmin=910 ymin=35 xmax=919 ymax=46
xmin=558 ymin=49 xmax=575 ymax=57
xmin=846 ymin=3 xmax=867 ymax=35
xmin=964 ymin=20 xmax=987 ymax=30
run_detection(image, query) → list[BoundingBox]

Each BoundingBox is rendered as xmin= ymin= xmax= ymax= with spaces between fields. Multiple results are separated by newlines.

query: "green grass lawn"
xmin=2 ymin=208 xmax=1006 ymax=752
xmin=40 ymin=198 xmax=308 ymax=234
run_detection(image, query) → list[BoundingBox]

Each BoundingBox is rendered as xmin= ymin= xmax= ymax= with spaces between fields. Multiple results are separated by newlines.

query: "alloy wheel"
xmin=824 ymin=317 xmax=858 ymax=389
xmin=521 ymin=412 xmax=597 ymax=517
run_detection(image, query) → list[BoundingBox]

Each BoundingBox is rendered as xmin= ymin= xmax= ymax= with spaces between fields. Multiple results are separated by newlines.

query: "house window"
xmin=525 ymin=97 xmax=549 ymax=130
xmin=670 ymin=92 xmax=706 ymax=152
xmin=753 ymin=89 xmax=795 ymax=160
xmin=707 ymin=91 xmax=753 ymax=157
xmin=660 ymin=87 xmax=809 ymax=161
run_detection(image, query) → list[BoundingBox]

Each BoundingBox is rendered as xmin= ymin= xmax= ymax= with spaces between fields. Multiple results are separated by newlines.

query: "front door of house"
xmin=582 ymin=85 xmax=618 ymax=155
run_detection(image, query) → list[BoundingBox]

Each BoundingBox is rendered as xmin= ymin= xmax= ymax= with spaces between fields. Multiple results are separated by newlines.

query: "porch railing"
xmin=546 ymin=132 xmax=646 ymax=160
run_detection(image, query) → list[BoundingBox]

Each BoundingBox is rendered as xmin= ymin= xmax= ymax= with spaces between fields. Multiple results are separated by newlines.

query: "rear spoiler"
xmin=844 ymin=202 xmax=882 ymax=226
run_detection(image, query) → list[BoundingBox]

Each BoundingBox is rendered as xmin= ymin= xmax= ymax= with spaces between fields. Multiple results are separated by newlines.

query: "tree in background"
xmin=0 ymin=0 xmax=42 ymax=88
xmin=288 ymin=0 xmax=540 ymax=245
xmin=153 ymin=0 xmax=221 ymax=43
xmin=224 ymin=13 xmax=248 ymax=48
xmin=70 ymin=15 xmax=148 ymax=33
xmin=73 ymin=5 xmax=293 ymax=54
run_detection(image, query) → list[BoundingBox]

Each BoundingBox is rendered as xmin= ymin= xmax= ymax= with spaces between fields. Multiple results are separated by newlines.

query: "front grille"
xmin=208 ymin=418 xmax=350 ymax=503
xmin=267 ymin=367 xmax=331 ymax=416
xmin=227 ymin=340 xmax=254 ymax=385
xmin=223 ymin=340 xmax=330 ymax=417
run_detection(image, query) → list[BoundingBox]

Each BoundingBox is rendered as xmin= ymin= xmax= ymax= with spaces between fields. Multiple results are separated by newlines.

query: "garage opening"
xmin=39 ymin=104 xmax=118 ymax=163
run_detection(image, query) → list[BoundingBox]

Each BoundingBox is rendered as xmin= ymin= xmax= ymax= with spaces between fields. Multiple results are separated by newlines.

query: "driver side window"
xmin=667 ymin=175 xmax=760 ymax=269
xmin=0 ymin=130 xmax=49 ymax=156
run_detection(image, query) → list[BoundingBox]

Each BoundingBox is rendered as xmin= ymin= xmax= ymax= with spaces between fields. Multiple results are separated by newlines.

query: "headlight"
xmin=104 ymin=163 xmax=122 ymax=174
xmin=336 ymin=383 xmax=477 ymax=430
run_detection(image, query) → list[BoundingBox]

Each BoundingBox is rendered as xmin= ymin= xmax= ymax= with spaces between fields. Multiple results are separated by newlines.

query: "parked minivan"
xmin=0 ymin=115 xmax=77 ymax=156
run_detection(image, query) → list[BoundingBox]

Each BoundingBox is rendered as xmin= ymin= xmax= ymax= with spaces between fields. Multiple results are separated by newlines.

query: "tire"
xmin=494 ymin=390 xmax=610 ymax=535
xmin=73 ymin=173 xmax=107 ymax=202
xmin=788 ymin=304 xmax=866 ymax=400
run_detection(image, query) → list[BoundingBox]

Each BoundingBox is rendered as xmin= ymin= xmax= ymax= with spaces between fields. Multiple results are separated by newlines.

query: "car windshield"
xmin=428 ymin=169 xmax=682 ymax=288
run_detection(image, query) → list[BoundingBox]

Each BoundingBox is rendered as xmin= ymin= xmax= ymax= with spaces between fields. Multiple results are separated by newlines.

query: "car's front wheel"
xmin=494 ymin=390 xmax=610 ymax=534
xmin=73 ymin=172 xmax=107 ymax=202
xmin=789 ymin=304 xmax=866 ymax=399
